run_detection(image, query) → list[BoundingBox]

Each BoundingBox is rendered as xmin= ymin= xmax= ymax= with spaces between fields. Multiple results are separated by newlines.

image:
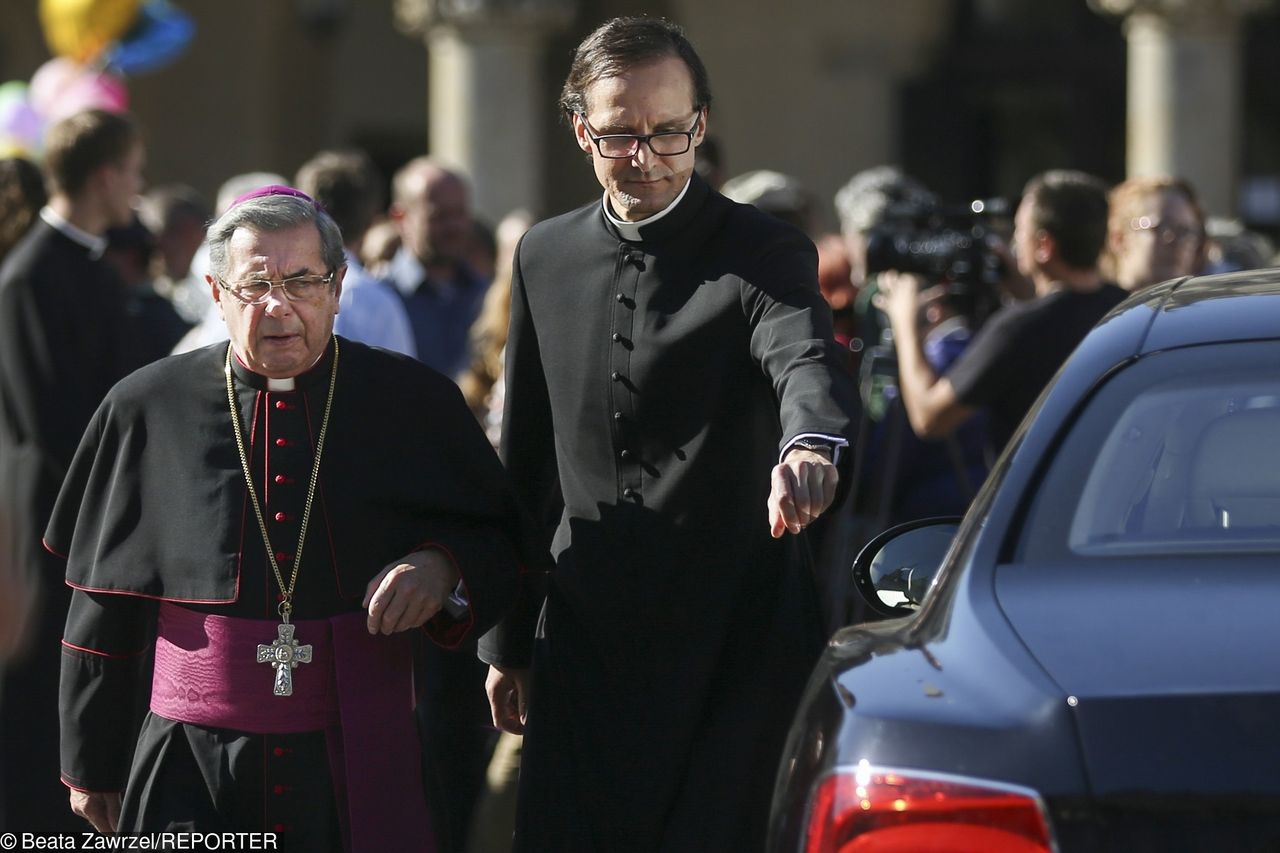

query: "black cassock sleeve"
xmin=417 ymin=519 xmax=522 ymax=650
xmin=405 ymin=367 xmax=543 ymax=652
xmin=59 ymin=589 xmax=156 ymax=793
xmin=742 ymin=232 xmax=855 ymax=476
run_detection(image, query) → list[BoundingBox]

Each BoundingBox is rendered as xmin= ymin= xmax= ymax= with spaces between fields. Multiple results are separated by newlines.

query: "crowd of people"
xmin=0 ymin=12 xmax=1275 ymax=853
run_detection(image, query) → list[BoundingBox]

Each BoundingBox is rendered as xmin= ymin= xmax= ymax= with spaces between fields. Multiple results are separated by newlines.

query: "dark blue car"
xmin=769 ymin=271 xmax=1280 ymax=852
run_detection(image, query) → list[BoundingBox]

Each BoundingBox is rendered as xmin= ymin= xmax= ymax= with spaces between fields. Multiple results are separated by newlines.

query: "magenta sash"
xmin=151 ymin=603 xmax=435 ymax=852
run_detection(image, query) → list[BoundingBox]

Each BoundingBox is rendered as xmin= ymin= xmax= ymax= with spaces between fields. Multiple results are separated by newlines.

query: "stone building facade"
xmin=0 ymin=0 xmax=1277 ymax=228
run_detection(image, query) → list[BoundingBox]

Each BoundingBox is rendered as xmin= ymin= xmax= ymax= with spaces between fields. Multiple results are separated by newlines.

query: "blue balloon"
xmin=104 ymin=0 xmax=195 ymax=75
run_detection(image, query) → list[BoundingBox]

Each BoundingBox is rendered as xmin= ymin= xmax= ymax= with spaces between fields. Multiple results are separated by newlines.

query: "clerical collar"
xmin=40 ymin=206 xmax=107 ymax=260
xmin=603 ymin=177 xmax=692 ymax=241
xmin=229 ymin=338 xmax=336 ymax=392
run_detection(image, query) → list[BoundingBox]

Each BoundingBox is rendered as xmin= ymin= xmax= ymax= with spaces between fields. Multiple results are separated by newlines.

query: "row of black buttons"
xmin=616 ymin=247 xmax=640 ymax=503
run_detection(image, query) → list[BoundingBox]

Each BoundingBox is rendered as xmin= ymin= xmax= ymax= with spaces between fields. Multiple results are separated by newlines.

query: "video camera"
xmin=857 ymin=198 xmax=1010 ymax=422
xmin=864 ymin=197 xmax=1009 ymax=319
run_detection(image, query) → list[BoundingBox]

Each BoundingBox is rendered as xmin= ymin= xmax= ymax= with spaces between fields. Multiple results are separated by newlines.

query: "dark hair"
xmin=559 ymin=16 xmax=712 ymax=118
xmin=0 ymin=157 xmax=46 ymax=261
xmin=207 ymin=194 xmax=345 ymax=281
xmin=139 ymin=183 xmax=211 ymax=234
xmin=42 ymin=109 xmax=140 ymax=197
xmin=1023 ymin=170 xmax=1110 ymax=270
xmin=106 ymin=215 xmax=156 ymax=256
xmin=295 ymin=149 xmax=385 ymax=241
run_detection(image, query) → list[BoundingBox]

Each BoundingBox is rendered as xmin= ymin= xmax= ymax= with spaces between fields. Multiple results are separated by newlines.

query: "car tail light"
xmin=804 ymin=761 xmax=1056 ymax=853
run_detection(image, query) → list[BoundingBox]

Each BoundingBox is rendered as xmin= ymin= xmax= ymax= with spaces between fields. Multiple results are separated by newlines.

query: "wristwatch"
xmin=791 ymin=437 xmax=835 ymax=457
xmin=443 ymin=582 xmax=470 ymax=620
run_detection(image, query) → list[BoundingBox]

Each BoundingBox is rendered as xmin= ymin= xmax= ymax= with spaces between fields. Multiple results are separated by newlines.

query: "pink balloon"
xmin=50 ymin=71 xmax=128 ymax=120
xmin=28 ymin=56 xmax=128 ymax=122
xmin=28 ymin=56 xmax=81 ymax=117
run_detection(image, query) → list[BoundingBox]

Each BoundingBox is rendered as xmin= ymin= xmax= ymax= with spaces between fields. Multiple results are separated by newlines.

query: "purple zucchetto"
xmin=228 ymin=184 xmax=320 ymax=210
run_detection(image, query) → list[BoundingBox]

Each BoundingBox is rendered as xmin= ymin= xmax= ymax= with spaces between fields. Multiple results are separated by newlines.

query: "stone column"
xmin=1090 ymin=0 xmax=1275 ymax=215
xmin=395 ymin=0 xmax=575 ymax=222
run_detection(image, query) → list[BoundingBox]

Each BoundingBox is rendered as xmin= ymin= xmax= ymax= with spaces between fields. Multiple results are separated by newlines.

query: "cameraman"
xmin=835 ymin=167 xmax=991 ymax=530
xmin=880 ymin=170 xmax=1127 ymax=455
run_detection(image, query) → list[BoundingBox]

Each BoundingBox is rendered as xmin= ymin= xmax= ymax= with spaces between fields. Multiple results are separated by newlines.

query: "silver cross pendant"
xmin=256 ymin=622 xmax=314 ymax=696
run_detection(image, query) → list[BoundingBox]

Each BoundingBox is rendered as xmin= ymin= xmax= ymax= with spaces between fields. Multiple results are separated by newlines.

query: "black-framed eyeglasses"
xmin=1130 ymin=216 xmax=1204 ymax=247
xmin=578 ymin=112 xmax=702 ymax=159
xmin=218 ymin=271 xmax=337 ymax=305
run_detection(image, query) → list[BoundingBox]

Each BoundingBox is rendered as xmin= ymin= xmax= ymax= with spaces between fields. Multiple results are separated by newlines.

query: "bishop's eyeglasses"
xmin=578 ymin=113 xmax=702 ymax=159
xmin=218 ymin=271 xmax=338 ymax=305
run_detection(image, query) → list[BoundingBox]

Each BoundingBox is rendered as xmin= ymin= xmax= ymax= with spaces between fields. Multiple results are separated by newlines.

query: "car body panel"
xmin=994 ymin=559 xmax=1280 ymax=699
xmin=996 ymin=558 xmax=1280 ymax=797
xmin=1142 ymin=270 xmax=1280 ymax=354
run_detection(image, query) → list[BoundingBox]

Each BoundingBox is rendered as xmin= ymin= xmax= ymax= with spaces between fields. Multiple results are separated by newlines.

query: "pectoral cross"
xmin=256 ymin=622 xmax=313 ymax=696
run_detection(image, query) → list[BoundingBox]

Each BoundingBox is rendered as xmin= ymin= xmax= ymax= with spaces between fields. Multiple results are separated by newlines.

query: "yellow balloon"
xmin=39 ymin=0 xmax=142 ymax=63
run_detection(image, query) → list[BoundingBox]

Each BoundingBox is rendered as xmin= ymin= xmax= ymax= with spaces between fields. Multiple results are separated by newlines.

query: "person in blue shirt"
xmin=384 ymin=158 xmax=488 ymax=380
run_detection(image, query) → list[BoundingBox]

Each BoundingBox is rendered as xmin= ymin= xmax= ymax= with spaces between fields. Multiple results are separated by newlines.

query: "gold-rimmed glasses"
xmin=217 ymin=271 xmax=338 ymax=305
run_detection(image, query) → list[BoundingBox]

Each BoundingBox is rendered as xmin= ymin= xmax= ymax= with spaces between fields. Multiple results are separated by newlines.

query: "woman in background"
xmin=1105 ymin=175 xmax=1206 ymax=292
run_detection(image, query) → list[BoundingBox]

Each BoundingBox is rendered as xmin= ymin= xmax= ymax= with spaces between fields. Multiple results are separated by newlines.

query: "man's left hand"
xmin=768 ymin=448 xmax=839 ymax=538
xmin=363 ymin=548 xmax=461 ymax=635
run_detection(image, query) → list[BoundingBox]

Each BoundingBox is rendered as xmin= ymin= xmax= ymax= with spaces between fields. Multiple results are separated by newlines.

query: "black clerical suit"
xmin=0 ymin=217 xmax=140 ymax=832
xmin=46 ymin=339 xmax=529 ymax=849
xmin=480 ymin=174 xmax=855 ymax=852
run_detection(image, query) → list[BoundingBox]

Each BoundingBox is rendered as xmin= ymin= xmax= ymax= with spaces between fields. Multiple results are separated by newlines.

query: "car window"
xmin=1017 ymin=341 xmax=1280 ymax=561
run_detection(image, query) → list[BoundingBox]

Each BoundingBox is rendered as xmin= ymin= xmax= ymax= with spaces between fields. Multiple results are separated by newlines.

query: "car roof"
xmin=1134 ymin=268 xmax=1280 ymax=354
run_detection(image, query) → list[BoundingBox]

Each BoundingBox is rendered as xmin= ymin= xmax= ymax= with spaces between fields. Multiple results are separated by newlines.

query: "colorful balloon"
xmin=0 ymin=82 xmax=44 ymax=158
xmin=29 ymin=57 xmax=129 ymax=124
xmin=28 ymin=57 xmax=82 ymax=117
xmin=104 ymin=0 xmax=196 ymax=75
xmin=39 ymin=0 xmax=142 ymax=64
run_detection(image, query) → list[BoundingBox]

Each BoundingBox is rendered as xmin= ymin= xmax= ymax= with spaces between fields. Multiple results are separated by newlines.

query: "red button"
xmin=275 ymin=552 xmax=291 ymax=562
xmin=274 ymin=784 xmax=286 ymax=795
xmin=274 ymin=512 xmax=288 ymax=522
xmin=276 ymin=593 xmax=286 ymax=602
xmin=273 ymin=747 xmax=285 ymax=757
xmin=275 ymin=438 xmax=289 ymax=448
xmin=274 ymin=823 xmax=287 ymax=833
xmin=274 ymin=474 xmax=288 ymax=484
xmin=275 ymin=400 xmax=287 ymax=410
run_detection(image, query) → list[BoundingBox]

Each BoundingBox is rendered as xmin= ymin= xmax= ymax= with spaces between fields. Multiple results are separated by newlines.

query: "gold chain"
xmin=224 ymin=337 xmax=339 ymax=623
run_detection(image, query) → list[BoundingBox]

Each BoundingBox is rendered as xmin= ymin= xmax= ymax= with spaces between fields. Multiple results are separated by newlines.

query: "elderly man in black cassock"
xmin=46 ymin=187 xmax=528 ymax=851
xmin=480 ymin=16 xmax=856 ymax=853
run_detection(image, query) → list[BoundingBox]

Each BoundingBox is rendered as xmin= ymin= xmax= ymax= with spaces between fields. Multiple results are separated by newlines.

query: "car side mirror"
xmin=852 ymin=517 xmax=961 ymax=619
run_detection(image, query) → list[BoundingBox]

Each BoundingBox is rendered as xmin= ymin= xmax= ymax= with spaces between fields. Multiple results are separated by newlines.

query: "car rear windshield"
xmin=1018 ymin=341 xmax=1280 ymax=560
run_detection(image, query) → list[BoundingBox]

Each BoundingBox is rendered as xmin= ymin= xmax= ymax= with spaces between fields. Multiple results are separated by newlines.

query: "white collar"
xmin=267 ymin=377 xmax=296 ymax=391
xmin=386 ymin=246 xmax=466 ymax=297
xmin=40 ymin=206 xmax=107 ymax=260
xmin=603 ymin=177 xmax=692 ymax=241
xmin=387 ymin=246 xmax=427 ymax=297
